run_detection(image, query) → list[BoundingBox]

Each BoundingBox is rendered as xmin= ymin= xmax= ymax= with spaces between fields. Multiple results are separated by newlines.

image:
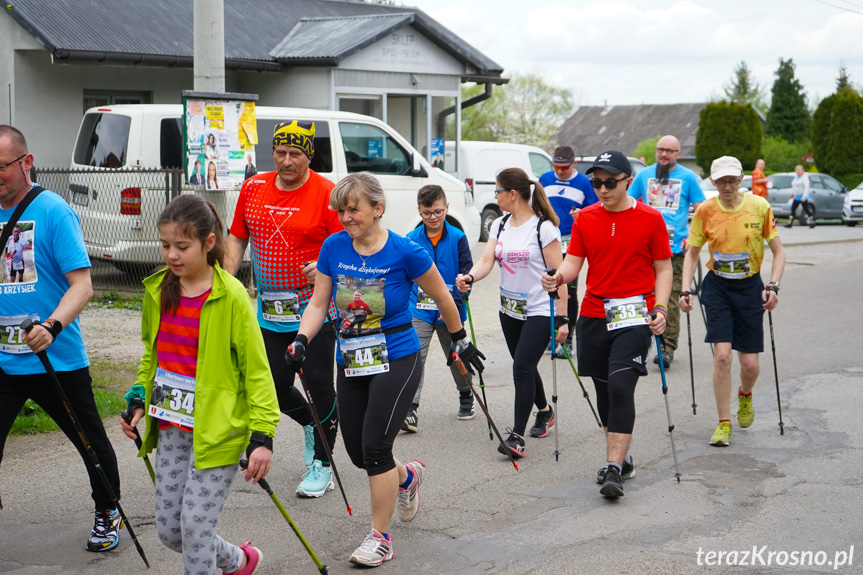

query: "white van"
xmin=443 ymin=141 xmax=553 ymax=241
xmin=69 ymin=105 xmax=479 ymax=275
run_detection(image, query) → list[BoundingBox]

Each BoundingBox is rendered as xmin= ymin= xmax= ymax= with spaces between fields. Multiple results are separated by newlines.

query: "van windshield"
xmin=74 ymin=113 xmax=132 ymax=168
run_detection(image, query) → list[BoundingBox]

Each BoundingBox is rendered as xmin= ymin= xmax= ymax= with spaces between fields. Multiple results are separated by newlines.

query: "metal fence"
xmin=32 ymin=167 xmax=251 ymax=293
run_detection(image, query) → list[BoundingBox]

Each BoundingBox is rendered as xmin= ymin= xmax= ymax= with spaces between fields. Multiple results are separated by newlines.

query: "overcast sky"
xmin=406 ymin=0 xmax=863 ymax=109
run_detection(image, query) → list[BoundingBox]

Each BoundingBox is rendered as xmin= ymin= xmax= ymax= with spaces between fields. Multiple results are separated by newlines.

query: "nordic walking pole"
xmin=20 ymin=319 xmax=151 ymax=568
xmin=693 ymin=258 xmax=713 ymax=356
xmin=558 ymin=343 xmax=602 ymax=428
xmin=240 ymin=459 xmax=329 ymax=574
xmin=451 ymin=354 xmax=518 ymax=471
xmin=767 ymin=310 xmax=785 ymax=435
xmin=650 ymin=312 xmax=682 ymax=483
xmin=465 ymin=293 xmax=493 ymax=441
xmin=681 ymin=292 xmax=697 ymax=415
xmin=293 ymin=367 xmax=353 ymax=516
xmin=121 ymin=405 xmax=156 ymax=484
xmin=544 ymin=268 xmax=560 ymax=462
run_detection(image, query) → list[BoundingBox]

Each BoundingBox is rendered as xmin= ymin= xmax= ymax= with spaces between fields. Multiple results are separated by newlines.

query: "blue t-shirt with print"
xmin=317 ymin=230 xmax=433 ymax=364
xmin=539 ymin=170 xmax=598 ymax=238
xmin=628 ymin=163 xmax=704 ymax=254
xmin=0 ymin=188 xmax=90 ymax=375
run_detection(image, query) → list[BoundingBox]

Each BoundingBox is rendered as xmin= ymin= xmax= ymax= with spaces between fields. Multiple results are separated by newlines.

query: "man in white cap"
xmin=680 ymin=156 xmax=786 ymax=447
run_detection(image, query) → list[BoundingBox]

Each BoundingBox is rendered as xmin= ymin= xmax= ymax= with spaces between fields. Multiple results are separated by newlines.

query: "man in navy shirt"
xmin=538 ymin=146 xmax=598 ymax=357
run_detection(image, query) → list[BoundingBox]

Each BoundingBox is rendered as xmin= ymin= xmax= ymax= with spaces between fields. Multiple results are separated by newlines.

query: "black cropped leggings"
xmin=499 ymin=313 xmax=552 ymax=437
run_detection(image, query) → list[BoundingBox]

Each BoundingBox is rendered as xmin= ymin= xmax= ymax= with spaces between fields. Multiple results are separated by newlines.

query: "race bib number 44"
xmin=149 ymin=368 xmax=195 ymax=428
xmin=604 ymin=296 xmax=649 ymax=331
xmin=340 ymin=332 xmax=389 ymax=377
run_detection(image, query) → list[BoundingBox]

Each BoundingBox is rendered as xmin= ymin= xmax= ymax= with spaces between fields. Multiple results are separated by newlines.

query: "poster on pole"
xmin=182 ymin=91 xmax=259 ymax=189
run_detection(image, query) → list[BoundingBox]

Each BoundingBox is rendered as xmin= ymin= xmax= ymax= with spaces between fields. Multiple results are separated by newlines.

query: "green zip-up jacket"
xmin=134 ymin=263 xmax=280 ymax=469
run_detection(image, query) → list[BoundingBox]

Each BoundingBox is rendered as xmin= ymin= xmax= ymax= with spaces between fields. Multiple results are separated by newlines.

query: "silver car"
xmin=842 ymin=181 xmax=863 ymax=227
xmin=766 ymin=173 xmax=849 ymax=221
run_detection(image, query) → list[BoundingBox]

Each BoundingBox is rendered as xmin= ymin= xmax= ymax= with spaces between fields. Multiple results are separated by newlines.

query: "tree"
xmin=811 ymin=87 xmax=863 ymax=176
xmin=633 ymin=135 xmax=661 ymax=166
xmin=459 ymin=73 xmax=575 ymax=151
xmin=695 ymin=101 xmax=762 ymax=174
xmin=836 ymin=64 xmax=851 ymax=92
xmin=723 ymin=61 xmax=767 ymax=115
xmin=765 ymin=58 xmax=811 ymax=143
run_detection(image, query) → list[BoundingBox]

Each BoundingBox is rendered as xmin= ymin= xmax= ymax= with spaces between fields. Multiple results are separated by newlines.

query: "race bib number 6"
xmin=261 ymin=290 xmax=301 ymax=322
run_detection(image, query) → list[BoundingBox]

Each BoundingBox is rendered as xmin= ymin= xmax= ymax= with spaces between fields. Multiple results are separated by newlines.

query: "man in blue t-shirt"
xmin=0 ymin=125 xmax=123 ymax=553
xmin=538 ymin=145 xmax=598 ymax=357
xmin=628 ymin=135 xmax=705 ymax=367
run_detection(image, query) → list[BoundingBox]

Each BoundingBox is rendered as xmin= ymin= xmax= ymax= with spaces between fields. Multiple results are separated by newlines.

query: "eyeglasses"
xmin=0 ymin=154 xmax=25 ymax=174
xmin=419 ymin=208 xmax=446 ymax=219
xmin=656 ymin=147 xmax=679 ymax=155
xmin=553 ymin=163 xmax=574 ymax=171
xmin=589 ymin=177 xmax=629 ymax=190
xmin=494 ymin=188 xmax=509 ymax=196
xmin=713 ymin=177 xmax=741 ymax=189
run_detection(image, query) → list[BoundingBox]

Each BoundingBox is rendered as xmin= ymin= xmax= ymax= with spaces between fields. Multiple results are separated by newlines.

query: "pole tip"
xmin=513 ymin=462 xmax=519 ymax=471
xmin=347 ymin=506 xmax=353 ymax=516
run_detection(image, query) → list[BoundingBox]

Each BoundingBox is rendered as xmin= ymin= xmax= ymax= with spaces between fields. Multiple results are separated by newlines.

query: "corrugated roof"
xmin=2 ymin=0 xmax=503 ymax=78
xmin=270 ymin=14 xmax=413 ymax=62
xmin=556 ymin=103 xmax=708 ymax=158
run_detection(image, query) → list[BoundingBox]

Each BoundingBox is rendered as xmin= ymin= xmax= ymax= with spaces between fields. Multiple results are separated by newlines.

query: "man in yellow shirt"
xmin=680 ymin=156 xmax=786 ymax=447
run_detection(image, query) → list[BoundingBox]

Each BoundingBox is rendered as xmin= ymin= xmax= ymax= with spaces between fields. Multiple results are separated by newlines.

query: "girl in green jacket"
xmin=121 ymin=194 xmax=280 ymax=575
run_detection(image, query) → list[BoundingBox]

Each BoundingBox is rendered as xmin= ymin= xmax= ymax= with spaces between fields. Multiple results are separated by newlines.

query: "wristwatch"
xmin=42 ymin=318 xmax=63 ymax=339
xmin=767 ymin=282 xmax=780 ymax=294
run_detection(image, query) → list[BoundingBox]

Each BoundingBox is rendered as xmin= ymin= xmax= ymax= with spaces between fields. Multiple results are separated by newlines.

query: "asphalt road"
xmin=2 ymin=223 xmax=862 ymax=574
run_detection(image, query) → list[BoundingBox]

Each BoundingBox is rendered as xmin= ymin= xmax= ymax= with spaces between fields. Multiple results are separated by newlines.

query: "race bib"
xmin=0 ymin=313 xmax=39 ymax=354
xmin=714 ymin=251 xmax=750 ymax=279
xmin=340 ymin=332 xmax=389 ymax=377
xmin=604 ymin=296 xmax=649 ymax=331
xmin=560 ymin=235 xmax=570 ymax=253
xmin=260 ymin=290 xmax=301 ymax=322
xmin=499 ymin=287 xmax=528 ymax=320
xmin=666 ymin=226 xmax=675 ymax=246
xmin=149 ymin=368 xmax=195 ymax=428
xmin=415 ymin=286 xmax=438 ymax=311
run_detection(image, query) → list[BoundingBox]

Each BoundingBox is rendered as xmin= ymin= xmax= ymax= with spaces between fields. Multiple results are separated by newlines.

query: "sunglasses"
xmin=589 ymin=177 xmax=629 ymax=190
xmin=553 ymin=163 xmax=574 ymax=171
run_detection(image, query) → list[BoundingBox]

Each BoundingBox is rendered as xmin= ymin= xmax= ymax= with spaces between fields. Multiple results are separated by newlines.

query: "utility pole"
xmin=193 ymin=0 xmax=225 ymax=92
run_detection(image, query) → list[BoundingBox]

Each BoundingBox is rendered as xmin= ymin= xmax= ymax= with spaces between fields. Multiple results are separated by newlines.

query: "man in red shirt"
xmin=542 ymin=150 xmax=672 ymax=499
xmin=225 ymin=121 xmax=343 ymax=498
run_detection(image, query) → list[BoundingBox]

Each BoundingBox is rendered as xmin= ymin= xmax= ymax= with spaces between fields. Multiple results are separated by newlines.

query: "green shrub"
xmin=633 ymin=135 xmax=661 ymax=166
xmin=760 ymin=136 xmax=812 ymax=173
xmin=838 ymin=173 xmax=863 ymax=190
xmin=695 ymin=102 xmax=762 ymax=174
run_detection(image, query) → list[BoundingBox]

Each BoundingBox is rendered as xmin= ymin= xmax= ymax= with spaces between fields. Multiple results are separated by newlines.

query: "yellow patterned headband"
xmin=272 ymin=120 xmax=315 ymax=158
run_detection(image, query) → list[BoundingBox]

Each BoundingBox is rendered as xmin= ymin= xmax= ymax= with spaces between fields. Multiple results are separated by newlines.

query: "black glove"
xmin=554 ymin=315 xmax=569 ymax=331
xmin=447 ymin=328 xmax=486 ymax=375
xmin=284 ymin=334 xmax=308 ymax=371
xmin=245 ymin=431 xmax=274 ymax=459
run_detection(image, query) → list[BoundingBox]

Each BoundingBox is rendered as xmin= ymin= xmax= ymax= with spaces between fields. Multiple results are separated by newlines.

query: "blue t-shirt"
xmin=317 ymin=230 xmax=433 ymax=364
xmin=628 ymin=163 xmax=704 ymax=254
xmin=0 ymin=188 xmax=90 ymax=375
xmin=539 ymin=170 xmax=598 ymax=238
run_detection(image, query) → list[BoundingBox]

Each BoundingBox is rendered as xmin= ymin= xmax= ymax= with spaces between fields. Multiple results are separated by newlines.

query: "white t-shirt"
xmin=490 ymin=214 xmax=560 ymax=318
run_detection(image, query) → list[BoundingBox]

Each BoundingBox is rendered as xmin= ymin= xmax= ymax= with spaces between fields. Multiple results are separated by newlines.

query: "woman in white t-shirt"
xmin=456 ymin=167 xmax=568 ymax=459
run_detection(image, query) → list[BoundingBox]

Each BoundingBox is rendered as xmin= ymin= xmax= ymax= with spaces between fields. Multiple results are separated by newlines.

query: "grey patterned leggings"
xmin=154 ymin=427 xmax=244 ymax=575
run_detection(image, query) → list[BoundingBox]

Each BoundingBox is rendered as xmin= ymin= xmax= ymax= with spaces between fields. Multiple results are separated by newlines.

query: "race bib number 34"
xmin=149 ymin=368 xmax=196 ymax=428
xmin=604 ymin=296 xmax=649 ymax=331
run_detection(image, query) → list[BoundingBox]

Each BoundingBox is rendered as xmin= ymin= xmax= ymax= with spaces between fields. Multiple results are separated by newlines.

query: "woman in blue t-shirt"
xmin=285 ymin=172 xmax=485 ymax=568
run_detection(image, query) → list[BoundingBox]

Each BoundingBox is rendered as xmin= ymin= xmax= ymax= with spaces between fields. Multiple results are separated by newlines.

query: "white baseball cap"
xmin=710 ymin=156 xmax=743 ymax=180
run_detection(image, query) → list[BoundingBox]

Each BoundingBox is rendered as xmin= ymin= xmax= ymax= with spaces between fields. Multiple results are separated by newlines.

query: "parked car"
xmin=70 ymin=105 xmax=480 ymax=275
xmin=766 ymin=172 xmax=849 ymax=222
xmin=444 ymin=141 xmax=552 ymax=241
xmin=842 ymin=181 xmax=863 ymax=226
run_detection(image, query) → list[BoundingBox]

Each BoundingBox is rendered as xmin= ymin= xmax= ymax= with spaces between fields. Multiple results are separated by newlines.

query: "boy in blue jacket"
xmin=403 ymin=185 xmax=474 ymax=432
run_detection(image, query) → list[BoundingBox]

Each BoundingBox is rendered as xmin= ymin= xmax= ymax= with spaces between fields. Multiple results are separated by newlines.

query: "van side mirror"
xmin=410 ymin=153 xmax=428 ymax=177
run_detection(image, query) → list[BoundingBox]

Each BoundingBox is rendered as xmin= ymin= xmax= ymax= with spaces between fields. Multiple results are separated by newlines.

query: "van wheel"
xmin=480 ymin=208 xmax=500 ymax=242
xmin=111 ymin=262 xmax=157 ymax=280
xmin=845 ymin=221 xmax=858 ymax=227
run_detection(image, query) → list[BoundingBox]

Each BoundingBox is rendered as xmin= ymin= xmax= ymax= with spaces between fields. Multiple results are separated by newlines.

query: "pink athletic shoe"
xmin=227 ymin=541 xmax=262 ymax=575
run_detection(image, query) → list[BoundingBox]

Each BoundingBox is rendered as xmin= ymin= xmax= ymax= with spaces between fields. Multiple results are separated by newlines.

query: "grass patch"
xmin=9 ymin=359 xmax=138 ymax=436
xmin=88 ymin=290 xmax=144 ymax=311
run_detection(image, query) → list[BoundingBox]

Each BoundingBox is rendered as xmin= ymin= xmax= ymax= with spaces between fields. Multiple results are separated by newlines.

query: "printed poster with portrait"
xmin=646 ymin=178 xmax=683 ymax=213
xmin=183 ymin=94 xmax=258 ymax=190
xmin=335 ymin=274 xmax=389 ymax=376
xmin=1 ymin=221 xmax=36 ymax=285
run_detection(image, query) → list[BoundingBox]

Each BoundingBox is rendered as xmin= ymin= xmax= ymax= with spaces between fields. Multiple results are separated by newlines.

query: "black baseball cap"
xmin=585 ymin=150 xmax=632 ymax=176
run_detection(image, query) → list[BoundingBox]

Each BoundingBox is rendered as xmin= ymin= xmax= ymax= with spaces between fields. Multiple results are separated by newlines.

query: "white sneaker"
xmin=349 ymin=529 xmax=394 ymax=566
xmin=396 ymin=459 xmax=425 ymax=522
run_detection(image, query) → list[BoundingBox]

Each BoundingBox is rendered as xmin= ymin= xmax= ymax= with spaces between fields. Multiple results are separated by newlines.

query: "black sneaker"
xmin=653 ymin=349 xmax=673 ymax=367
xmin=597 ymin=458 xmax=635 ymax=484
xmin=600 ymin=466 xmax=624 ymax=498
xmin=86 ymin=508 xmax=122 ymax=552
xmin=528 ymin=407 xmax=555 ymax=438
xmin=457 ymin=392 xmax=475 ymax=420
xmin=497 ymin=429 xmax=525 ymax=459
xmin=402 ymin=408 xmax=418 ymax=433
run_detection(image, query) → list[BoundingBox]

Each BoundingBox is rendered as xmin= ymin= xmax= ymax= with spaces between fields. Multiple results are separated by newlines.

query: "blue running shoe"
xmin=296 ymin=460 xmax=334 ymax=498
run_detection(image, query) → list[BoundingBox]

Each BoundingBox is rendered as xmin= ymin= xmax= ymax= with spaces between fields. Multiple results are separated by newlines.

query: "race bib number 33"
xmin=604 ymin=296 xmax=649 ymax=331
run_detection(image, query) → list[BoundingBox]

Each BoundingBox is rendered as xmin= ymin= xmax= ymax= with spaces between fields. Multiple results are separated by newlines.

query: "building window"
xmin=83 ymin=90 xmax=151 ymax=115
